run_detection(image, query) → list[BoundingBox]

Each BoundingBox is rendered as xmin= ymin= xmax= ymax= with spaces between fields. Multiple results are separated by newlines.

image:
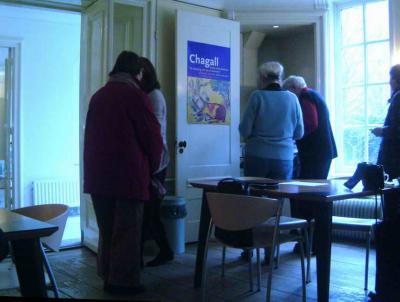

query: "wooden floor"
xmin=0 ymin=240 xmax=374 ymax=301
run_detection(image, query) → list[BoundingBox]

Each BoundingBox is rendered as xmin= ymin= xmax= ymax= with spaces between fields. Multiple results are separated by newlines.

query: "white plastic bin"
xmin=160 ymin=196 xmax=187 ymax=254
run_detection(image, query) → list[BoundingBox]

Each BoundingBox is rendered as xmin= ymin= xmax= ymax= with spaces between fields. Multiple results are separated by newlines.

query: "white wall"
xmin=0 ymin=4 xmax=80 ymax=206
xmin=258 ymin=29 xmax=316 ymax=88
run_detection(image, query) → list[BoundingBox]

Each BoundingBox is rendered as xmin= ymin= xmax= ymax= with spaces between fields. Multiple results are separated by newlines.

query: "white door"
xmin=80 ymin=0 xmax=110 ymax=252
xmin=175 ymin=11 xmax=240 ymax=242
xmin=80 ymin=0 xmax=154 ymax=252
xmin=0 ymin=46 xmax=18 ymax=210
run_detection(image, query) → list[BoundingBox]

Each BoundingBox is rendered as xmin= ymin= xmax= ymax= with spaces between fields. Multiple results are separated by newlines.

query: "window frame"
xmin=332 ymin=0 xmax=391 ymax=176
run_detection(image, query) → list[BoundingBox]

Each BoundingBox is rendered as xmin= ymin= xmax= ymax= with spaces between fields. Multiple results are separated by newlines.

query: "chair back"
xmin=206 ymin=192 xmax=281 ymax=231
xmin=13 ymin=204 xmax=69 ymax=252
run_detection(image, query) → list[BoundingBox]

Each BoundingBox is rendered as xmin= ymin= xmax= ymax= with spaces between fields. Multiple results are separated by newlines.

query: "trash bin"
xmin=160 ymin=196 xmax=187 ymax=254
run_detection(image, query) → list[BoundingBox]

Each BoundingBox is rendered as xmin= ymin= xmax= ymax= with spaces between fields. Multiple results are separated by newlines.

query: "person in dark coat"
xmin=371 ymin=64 xmax=400 ymax=180
xmin=283 ymin=75 xmax=337 ymax=254
xmin=83 ymin=51 xmax=163 ymax=295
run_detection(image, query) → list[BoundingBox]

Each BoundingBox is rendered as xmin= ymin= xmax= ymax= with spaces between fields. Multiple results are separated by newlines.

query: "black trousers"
xmin=142 ymin=168 xmax=172 ymax=255
xmin=290 ymin=156 xmax=332 ymax=253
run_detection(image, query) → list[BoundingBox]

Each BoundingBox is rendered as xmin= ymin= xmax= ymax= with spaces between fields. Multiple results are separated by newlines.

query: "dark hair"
xmin=109 ymin=51 xmax=141 ymax=78
xmin=390 ymin=64 xmax=400 ymax=84
xmin=138 ymin=57 xmax=160 ymax=93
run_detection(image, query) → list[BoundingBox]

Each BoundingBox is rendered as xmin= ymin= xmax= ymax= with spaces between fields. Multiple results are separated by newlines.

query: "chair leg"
xmin=221 ymin=246 xmax=226 ymax=278
xmin=303 ymin=227 xmax=311 ymax=283
xmin=298 ymin=239 xmax=307 ymax=302
xmin=248 ymin=249 xmax=253 ymax=292
xmin=39 ymin=243 xmax=59 ymax=298
xmin=365 ymin=230 xmax=371 ymax=291
xmin=275 ymin=242 xmax=280 ymax=269
xmin=201 ymin=221 xmax=213 ymax=302
xmin=266 ymin=245 xmax=275 ymax=302
xmin=309 ymin=222 xmax=314 ymax=255
xmin=256 ymin=248 xmax=261 ymax=292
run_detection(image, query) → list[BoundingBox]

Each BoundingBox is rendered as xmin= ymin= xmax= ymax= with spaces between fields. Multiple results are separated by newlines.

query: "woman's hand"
xmin=370 ymin=127 xmax=383 ymax=137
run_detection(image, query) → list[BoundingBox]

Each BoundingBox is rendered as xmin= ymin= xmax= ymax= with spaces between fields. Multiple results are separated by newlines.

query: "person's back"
xmin=84 ymin=80 xmax=161 ymax=200
xmin=239 ymin=61 xmax=303 ymax=181
xmin=296 ymin=88 xmax=337 ymax=162
xmin=83 ymin=51 xmax=162 ymax=295
xmin=240 ymin=89 xmax=303 ymax=160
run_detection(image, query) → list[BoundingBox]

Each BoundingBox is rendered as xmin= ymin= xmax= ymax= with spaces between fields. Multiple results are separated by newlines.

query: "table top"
xmin=0 ymin=208 xmax=58 ymax=240
xmin=189 ymin=177 xmax=380 ymax=202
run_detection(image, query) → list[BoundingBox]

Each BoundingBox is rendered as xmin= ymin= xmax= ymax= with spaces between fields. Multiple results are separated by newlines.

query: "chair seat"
xmin=267 ymin=216 xmax=308 ymax=229
xmin=250 ymin=218 xmax=307 ymax=248
xmin=332 ymin=216 xmax=377 ymax=232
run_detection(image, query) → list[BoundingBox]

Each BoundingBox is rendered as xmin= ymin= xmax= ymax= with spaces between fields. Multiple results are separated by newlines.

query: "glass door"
xmin=0 ymin=47 xmax=14 ymax=209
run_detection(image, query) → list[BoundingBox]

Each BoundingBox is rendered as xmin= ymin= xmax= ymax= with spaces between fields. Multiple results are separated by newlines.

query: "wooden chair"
xmin=203 ymin=192 xmax=307 ymax=302
xmin=330 ymin=176 xmax=379 ymax=290
xmin=12 ymin=204 xmax=69 ymax=298
xmin=332 ymin=216 xmax=377 ymax=290
xmin=217 ymin=179 xmax=312 ymax=283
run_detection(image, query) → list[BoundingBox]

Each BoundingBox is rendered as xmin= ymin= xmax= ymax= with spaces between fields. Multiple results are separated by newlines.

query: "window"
xmin=334 ymin=0 xmax=391 ymax=175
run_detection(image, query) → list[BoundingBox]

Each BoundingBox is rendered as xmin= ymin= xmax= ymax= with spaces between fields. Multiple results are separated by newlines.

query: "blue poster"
xmin=187 ymin=41 xmax=231 ymax=125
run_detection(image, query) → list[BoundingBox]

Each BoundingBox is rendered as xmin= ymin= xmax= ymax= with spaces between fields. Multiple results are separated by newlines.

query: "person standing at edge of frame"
xmin=83 ymin=51 xmax=162 ymax=295
xmin=371 ymin=64 xmax=400 ymax=181
xmin=138 ymin=57 xmax=174 ymax=267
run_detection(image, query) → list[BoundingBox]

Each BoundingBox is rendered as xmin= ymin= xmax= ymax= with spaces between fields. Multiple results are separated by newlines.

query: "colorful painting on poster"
xmin=187 ymin=41 xmax=230 ymax=125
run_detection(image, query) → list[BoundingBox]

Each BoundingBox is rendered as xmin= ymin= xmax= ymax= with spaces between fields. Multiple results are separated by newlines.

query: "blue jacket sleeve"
xmin=239 ymin=92 xmax=258 ymax=139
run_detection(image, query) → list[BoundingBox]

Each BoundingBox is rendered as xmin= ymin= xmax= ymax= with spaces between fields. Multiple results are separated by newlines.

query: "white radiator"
xmin=332 ymin=197 xmax=382 ymax=241
xmin=33 ymin=180 xmax=80 ymax=208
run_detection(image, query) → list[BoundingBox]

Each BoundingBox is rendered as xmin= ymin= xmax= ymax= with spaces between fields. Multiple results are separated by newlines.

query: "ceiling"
xmin=1 ymin=0 xmax=332 ymax=12
xmin=1 ymin=0 xmax=96 ymax=11
xmin=242 ymin=24 xmax=315 ymax=36
xmin=0 ymin=0 xmax=323 ymax=35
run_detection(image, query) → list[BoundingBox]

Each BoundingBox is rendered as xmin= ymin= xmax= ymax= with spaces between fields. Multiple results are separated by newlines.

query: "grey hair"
xmin=282 ymin=75 xmax=307 ymax=91
xmin=390 ymin=64 xmax=400 ymax=82
xmin=258 ymin=61 xmax=284 ymax=81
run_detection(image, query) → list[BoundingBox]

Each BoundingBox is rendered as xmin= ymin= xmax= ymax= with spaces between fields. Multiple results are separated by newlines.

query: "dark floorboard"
xmin=0 ymin=240 xmax=373 ymax=301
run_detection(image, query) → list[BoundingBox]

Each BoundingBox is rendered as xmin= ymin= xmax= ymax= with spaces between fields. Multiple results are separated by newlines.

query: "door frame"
xmin=79 ymin=0 xmax=156 ymax=252
xmin=112 ymin=0 xmax=156 ymax=63
xmin=0 ymin=37 xmax=21 ymax=209
xmin=234 ymin=10 xmax=328 ymax=98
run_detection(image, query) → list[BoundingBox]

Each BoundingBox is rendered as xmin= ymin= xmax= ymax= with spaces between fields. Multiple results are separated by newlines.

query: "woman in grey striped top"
xmin=139 ymin=57 xmax=173 ymax=267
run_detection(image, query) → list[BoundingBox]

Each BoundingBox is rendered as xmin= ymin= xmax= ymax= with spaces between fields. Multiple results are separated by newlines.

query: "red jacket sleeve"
xmin=130 ymin=93 xmax=163 ymax=174
xmin=300 ymin=97 xmax=318 ymax=136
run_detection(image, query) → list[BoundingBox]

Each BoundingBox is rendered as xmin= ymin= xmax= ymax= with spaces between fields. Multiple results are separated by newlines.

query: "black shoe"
xmin=240 ymin=250 xmax=253 ymax=261
xmin=146 ymin=252 xmax=174 ymax=267
xmin=293 ymin=243 xmax=316 ymax=256
xmin=103 ymin=283 xmax=146 ymax=295
xmin=261 ymin=256 xmax=271 ymax=266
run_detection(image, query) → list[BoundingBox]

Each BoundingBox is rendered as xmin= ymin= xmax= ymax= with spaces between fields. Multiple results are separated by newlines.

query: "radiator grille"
xmin=332 ymin=197 xmax=381 ymax=241
xmin=33 ymin=180 xmax=80 ymax=208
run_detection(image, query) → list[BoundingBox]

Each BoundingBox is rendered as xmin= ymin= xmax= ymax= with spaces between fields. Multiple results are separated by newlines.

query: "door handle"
xmin=177 ymin=140 xmax=187 ymax=154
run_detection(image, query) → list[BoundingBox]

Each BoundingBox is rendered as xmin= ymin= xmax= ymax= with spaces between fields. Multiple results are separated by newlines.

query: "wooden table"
xmin=0 ymin=208 xmax=58 ymax=297
xmin=190 ymin=177 xmax=382 ymax=302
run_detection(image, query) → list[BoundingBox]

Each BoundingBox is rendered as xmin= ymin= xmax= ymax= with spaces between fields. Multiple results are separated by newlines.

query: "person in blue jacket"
xmin=239 ymin=61 xmax=304 ymax=263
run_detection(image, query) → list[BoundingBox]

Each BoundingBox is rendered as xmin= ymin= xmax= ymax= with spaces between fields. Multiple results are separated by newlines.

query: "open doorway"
xmin=0 ymin=47 xmax=12 ymax=209
xmin=0 ymin=3 xmax=81 ymax=247
xmin=240 ymin=24 xmax=316 ymax=118
xmin=239 ymin=24 xmax=317 ymax=175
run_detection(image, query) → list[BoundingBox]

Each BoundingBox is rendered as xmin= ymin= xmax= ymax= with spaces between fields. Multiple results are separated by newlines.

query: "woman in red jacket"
xmin=83 ymin=51 xmax=162 ymax=295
